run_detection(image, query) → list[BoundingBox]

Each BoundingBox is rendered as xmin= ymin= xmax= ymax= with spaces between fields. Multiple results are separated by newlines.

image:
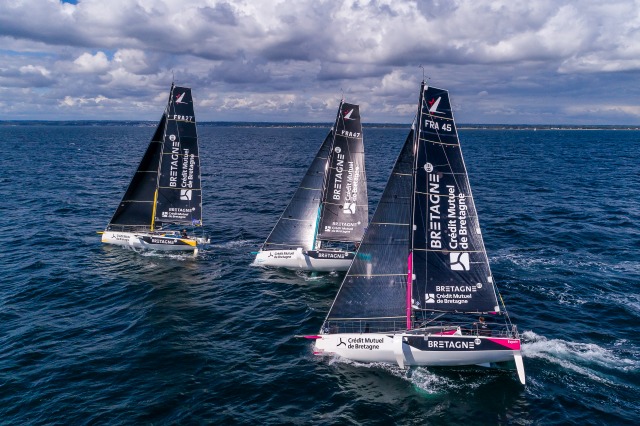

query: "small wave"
xmin=493 ymin=251 xmax=605 ymax=271
xmin=209 ymin=239 xmax=256 ymax=250
xmin=325 ymin=355 xmax=502 ymax=395
xmin=521 ymin=331 xmax=638 ymax=383
xmin=137 ymin=250 xmax=202 ymax=261
xmin=519 ymin=283 xmax=589 ymax=306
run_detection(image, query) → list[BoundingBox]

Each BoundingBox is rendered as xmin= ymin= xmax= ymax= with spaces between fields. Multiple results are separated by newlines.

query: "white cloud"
xmin=19 ymin=64 xmax=50 ymax=77
xmin=73 ymin=51 xmax=110 ymax=74
xmin=0 ymin=0 xmax=638 ymax=123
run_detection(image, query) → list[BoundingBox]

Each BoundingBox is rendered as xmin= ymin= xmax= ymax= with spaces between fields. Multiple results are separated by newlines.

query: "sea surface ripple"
xmin=0 ymin=123 xmax=638 ymax=425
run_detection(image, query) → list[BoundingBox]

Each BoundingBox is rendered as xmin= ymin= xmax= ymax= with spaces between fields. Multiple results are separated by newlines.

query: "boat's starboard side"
xmin=312 ymin=333 xmax=524 ymax=382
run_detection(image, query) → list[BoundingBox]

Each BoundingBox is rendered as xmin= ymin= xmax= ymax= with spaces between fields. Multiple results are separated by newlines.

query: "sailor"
xmin=476 ymin=316 xmax=491 ymax=336
xmin=181 ymin=229 xmax=188 ymax=238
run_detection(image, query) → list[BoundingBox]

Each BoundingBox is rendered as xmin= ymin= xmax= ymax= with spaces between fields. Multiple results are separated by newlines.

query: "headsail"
xmin=324 ymin=128 xmax=415 ymax=333
xmin=316 ymin=102 xmax=368 ymax=243
xmin=262 ymin=132 xmax=333 ymax=251
xmin=108 ymin=116 xmax=165 ymax=229
xmin=411 ymin=84 xmax=500 ymax=314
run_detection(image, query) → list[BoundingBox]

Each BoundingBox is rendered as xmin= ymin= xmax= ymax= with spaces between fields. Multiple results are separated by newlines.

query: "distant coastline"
xmin=0 ymin=120 xmax=638 ymax=130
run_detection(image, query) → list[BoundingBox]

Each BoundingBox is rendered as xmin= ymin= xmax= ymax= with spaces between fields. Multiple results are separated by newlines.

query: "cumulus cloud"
xmin=0 ymin=0 xmax=638 ymax=123
xmin=73 ymin=51 xmax=110 ymax=73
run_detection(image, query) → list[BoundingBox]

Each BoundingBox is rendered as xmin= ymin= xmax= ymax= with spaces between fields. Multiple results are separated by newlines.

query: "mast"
xmin=152 ymin=83 xmax=175 ymax=230
xmin=407 ymin=82 xmax=427 ymax=330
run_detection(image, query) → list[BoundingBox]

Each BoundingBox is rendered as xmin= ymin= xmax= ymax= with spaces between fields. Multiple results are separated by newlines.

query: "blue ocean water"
xmin=0 ymin=123 xmax=638 ymax=425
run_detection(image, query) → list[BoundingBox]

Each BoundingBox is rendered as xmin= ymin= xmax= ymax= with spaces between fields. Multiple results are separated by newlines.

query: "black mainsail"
xmin=262 ymin=101 xmax=367 ymax=252
xmin=324 ymin=83 xmax=502 ymax=334
xmin=316 ymin=103 xmax=368 ymax=243
xmin=412 ymin=85 xmax=499 ymax=314
xmin=107 ymin=84 xmax=202 ymax=232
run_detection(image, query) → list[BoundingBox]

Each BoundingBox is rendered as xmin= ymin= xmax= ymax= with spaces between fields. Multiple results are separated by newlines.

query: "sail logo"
xmin=427 ymin=339 xmax=475 ymax=350
xmin=343 ymin=108 xmax=355 ymax=120
xmin=175 ymin=92 xmax=187 ymax=104
xmin=331 ymin=147 xmax=346 ymax=201
xmin=450 ymin=252 xmax=470 ymax=270
xmin=425 ymin=293 xmax=436 ymax=303
xmin=180 ymin=189 xmax=192 ymax=201
xmin=427 ymin=97 xmax=443 ymax=114
xmin=343 ymin=202 xmax=356 ymax=214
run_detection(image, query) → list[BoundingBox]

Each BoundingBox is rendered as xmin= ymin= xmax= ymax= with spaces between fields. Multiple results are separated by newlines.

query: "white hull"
xmin=312 ymin=332 xmax=525 ymax=384
xmin=101 ymin=231 xmax=209 ymax=252
xmin=253 ymin=248 xmax=354 ymax=272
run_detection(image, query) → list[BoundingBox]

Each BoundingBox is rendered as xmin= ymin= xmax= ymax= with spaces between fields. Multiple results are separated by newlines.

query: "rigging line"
xmin=276 ymin=217 xmax=314 ymax=222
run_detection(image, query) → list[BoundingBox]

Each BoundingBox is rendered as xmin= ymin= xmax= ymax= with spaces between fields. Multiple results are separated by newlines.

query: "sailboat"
xmin=309 ymin=83 xmax=525 ymax=384
xmin=254 ymin=100 xmax=368 ymax=271
xmin=101 ymin=84 xmax=209 ymax=253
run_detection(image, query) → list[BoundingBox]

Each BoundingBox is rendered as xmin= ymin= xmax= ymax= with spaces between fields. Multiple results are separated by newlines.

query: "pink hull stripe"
xmin=304 ymin=335 xmax=322 ymax=340
xmin=434 ymin=330 xmax=458 ymax=336
xmin=488 ymin=338 xmax=521 ymax=350
xmin=406 ymin=252 xmax=413 ymax=330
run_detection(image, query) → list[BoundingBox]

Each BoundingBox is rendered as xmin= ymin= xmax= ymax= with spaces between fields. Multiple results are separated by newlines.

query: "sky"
xmin=1 ymin=0 xmax=639 ymax=124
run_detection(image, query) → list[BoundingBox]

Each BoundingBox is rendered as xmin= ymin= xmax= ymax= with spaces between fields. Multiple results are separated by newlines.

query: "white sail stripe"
xmin=297 ymin=186 xmax=322 ymax=191
xmin=394 ymin=172 xmax=412 ymax=176
xmin=420 ymin=137 xmax=459 ymax=146
xmin=370 ymin=222 xmax=410 ymax=226
xmin=157 ymin=187 xmax=202 ymax=190
xmin=415 ymin=190 xmax=449 ymax=197
xmin=413 ymin=248 xmax=483 ymax=253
